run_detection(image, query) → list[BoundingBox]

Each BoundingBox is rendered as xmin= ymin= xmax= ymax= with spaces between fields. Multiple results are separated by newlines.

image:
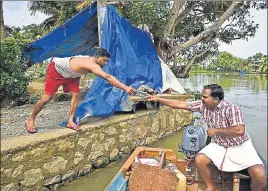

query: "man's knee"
xmin=248 ymin=165 xmax=267 ymax=188
xmin=195 ymin=153 xmax=212 ymax=166
xmin=71 ymin=92 xmax=80 ymax=99
xmin=40 ymin=94 xmax=52 ymax=104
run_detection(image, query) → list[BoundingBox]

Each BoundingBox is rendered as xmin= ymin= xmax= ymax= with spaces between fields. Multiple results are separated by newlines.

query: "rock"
xmin=30 ymin=148 xmax=47 ymax=158
xmin=62 ymin=170 xmax=77 ymax=182
xmin=120 ymin=146 xmax=131 ymax=154
xmin=160 ymin=114 xmax=167 ymax=129
xmin=99 ymin=133 xmax=105 ymax=141
xmin=78 ymin=164 xmax=93 ymax=176
xmin=104 ymin=126 xmax=116 ymax=135
xmin=88 ymin=151 xmax=104 ymax=162
xmin=159 ymin=132 xmax=166 ymax=139
xmin=78 ymin=138 xmax=90 ymax=150
xmin=44 ymin=175 xmax=61 ymax=186
xmin=1 ymin=183 xmax=18 ymax=191
xmin=12 ymin=152 xmax=27 ymax=162
xmin=3 ymin=168 xmax=12 ymax=178
xmin=74 ymin=152 xmax=84 ymax=165
xmin=128 ymin=119 xmax=137 ymax=127
xmin=150 ymin=121 xmax=159 ymax=133
xmin=21 ymin=169 xmax=44 ymax=186
xmin=165 ymin=130 xmax=174 ymax=137
xmin=12 ymin=165 xmax=23 ymax=178
xmin=119 ymin=122 xmax=127 ymax=127
xmin=109 ymin=148 xmax=119 ymax=161
xmin=169 ymin=114 xmax=175 ymax=129
xmin=93 ymin=157 xmax=109 ymax=168
xmin=43 ymin=156 xmax=67 ymax=174
xmin=119 ymin=135 xmax=125 ymax=143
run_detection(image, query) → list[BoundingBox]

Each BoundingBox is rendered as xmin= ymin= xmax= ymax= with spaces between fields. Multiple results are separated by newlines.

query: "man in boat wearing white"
xmin=146 ymin=84 xmax=267 ymax=191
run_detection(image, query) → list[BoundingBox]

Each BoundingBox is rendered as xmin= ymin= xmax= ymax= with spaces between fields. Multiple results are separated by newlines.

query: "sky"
xmin=3 ymin=1 xmax=267 ymax=59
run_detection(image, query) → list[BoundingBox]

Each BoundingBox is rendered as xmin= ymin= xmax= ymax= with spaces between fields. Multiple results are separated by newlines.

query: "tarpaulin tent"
xmin=23 ymin=2 xmax=185 ymax=124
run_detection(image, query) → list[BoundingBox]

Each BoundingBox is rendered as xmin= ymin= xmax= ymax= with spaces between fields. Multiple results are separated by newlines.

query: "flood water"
xmin=63 ymin=73 xmax=267 ymax=191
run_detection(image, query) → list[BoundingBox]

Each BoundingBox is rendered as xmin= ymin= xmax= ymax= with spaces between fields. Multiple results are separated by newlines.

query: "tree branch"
xmin=183 ymin=39 xmax=215 ymax=76
xmin=168 ymin=1 xmax=243 ymax=58
xmin=174 ymin=2 xmax=196 ymax=27
xmin=163 ymin=0 xmax=186 ymax=40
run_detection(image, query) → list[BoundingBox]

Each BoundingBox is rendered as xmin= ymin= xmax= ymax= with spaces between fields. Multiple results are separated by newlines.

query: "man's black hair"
xmin=93 ymin=48 xmax=110 ymax=58
xmin=203 ymin=84 xmax=224 ymax=100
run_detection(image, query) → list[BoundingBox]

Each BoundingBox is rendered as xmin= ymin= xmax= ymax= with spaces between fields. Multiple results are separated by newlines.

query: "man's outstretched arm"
xmin=90 ymin=64 xmax=136 ymax=95
xmin=146 ymin=95 xmax=191 ymax=110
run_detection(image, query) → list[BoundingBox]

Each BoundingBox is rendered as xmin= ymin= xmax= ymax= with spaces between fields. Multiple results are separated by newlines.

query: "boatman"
xmin=146 ymin=84 xmax=267 ymax=191
xmin=25 ymin=48 xmax=136 ymax=133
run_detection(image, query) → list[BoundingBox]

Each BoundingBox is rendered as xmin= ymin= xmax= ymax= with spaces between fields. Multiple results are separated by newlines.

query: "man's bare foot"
xmin=66 ymin=121 xmax=81 ymax=131
xmin=25 ymin=119 xmax=37 ymax=133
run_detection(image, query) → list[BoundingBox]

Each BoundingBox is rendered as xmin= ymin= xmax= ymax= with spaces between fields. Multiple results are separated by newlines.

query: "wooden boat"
xmin=104 ymin=146 xmax=255 ymax=191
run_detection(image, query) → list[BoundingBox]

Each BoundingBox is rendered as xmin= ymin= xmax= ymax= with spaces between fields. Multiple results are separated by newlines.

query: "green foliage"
xmin=184 ymin=88 xmax=202 ymax=100
xmin=0 ymin=37 xmax=30 ymax=100
xmin=258 ymin=56 xmax=268 ymax=74
xmin=118 ymin=2 xmax=171 ymax=38
xmin=28 ymin=2 xmax=78 ymax=30
xmin=209 ymin=51 xmax=245 ymax=71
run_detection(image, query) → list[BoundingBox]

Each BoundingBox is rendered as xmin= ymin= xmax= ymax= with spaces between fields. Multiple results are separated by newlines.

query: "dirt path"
xmin=1 ymin=101 xmax=71 ymax=140
xmin=1 ymin=80 xmax=90 ymax=140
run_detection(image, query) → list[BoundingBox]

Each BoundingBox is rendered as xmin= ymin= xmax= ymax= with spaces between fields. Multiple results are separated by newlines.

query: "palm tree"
xmin=28 ymin=2 xmax=78 ymax=30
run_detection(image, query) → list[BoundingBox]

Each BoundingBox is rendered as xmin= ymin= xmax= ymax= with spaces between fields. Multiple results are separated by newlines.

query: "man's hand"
xmin=145 ymin=95 xmax=159 ymax=102
xmin=125 ymin=86 xmax=136 ymax=95
xmin=207 ymin=128 xmax=217 ymax=137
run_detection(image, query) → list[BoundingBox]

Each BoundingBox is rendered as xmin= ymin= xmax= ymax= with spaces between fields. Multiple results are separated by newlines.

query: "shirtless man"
xmin=25 ymin=48 xmax=136 ymax=133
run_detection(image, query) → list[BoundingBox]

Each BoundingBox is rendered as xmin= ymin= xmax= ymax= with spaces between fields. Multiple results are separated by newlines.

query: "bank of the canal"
xmin=1 ymin=95 xmax=193 ymax=191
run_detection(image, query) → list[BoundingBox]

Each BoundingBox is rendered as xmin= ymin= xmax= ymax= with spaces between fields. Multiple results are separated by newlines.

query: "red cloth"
xmin=44 ymin=62 xmax=80 ymax=95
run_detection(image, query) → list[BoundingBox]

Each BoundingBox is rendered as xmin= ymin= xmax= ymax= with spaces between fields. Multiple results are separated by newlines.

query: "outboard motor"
xmin=179 ymin=125 xmax=207 ymax=185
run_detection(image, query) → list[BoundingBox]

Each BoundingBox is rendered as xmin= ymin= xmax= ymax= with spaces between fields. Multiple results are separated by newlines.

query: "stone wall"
xmin=1 ymin=106 xmax=192 ymax=191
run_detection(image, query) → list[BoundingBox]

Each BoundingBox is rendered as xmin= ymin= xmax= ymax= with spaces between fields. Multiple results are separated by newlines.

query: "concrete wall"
xmin=1 ymin=106 xmax=192 ymax=191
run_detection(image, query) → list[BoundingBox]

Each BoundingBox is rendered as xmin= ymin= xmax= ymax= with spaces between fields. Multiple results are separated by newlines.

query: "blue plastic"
xmin=74 ymin=5 xmax=162 ymax=122
xmin=23 ymin=2 xmax=98 ymax=63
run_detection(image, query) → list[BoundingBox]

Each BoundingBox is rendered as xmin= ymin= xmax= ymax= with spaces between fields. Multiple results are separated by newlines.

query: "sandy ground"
xmin=1 ymin=100 xmax=71 ymax=140
xmin=0 ymin=79 xmax=91 ymax=140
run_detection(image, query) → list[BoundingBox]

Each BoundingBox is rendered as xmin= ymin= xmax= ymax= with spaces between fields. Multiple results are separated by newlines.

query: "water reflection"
xmin=179 ymin=73 xmax=267 ymax=94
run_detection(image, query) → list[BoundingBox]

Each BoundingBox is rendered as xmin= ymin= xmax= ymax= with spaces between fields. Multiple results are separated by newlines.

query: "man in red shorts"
xmin=25 ymin=48 xmax=136 ymax=133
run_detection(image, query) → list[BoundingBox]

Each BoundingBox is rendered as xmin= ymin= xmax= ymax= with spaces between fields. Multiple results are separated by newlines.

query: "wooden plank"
xmin=129 ymin=94 xmax=193 ymax=102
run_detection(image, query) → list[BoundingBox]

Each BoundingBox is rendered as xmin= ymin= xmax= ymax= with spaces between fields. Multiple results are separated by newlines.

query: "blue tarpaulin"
xmin=75 ymin=5 xmax=162 ymax=123
xmin=23 ymin=2 xmax=162 ymax=124
xmin=23 ymin=2 xmax=98 ymax=63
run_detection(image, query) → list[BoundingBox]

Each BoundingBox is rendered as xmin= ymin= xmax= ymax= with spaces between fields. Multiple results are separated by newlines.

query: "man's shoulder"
xmin=221 ymin=100 xmax=240 ymax=109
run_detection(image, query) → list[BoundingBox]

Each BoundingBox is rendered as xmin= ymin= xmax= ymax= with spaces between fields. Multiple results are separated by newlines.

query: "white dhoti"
xmin=199 ymin=139 xmax=263 ymax=172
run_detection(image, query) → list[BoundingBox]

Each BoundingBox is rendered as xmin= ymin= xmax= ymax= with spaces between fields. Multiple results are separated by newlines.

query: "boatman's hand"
xmin=207 ymin=128 xmax=217 ymax=137
xmin=125 ymin=86 xmax=136 ymax=95
xmin=145 ymin=95 xmax=159 ymax=102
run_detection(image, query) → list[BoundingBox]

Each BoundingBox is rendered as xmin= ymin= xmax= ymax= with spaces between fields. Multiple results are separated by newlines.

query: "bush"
xmin=0 ymin=37 xmax=30 ymax=102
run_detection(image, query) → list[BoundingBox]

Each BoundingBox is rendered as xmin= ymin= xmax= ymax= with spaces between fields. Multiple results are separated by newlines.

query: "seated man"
xmin=147 ymin=84 xmax=267 ymax=191
xmin=25 ymin=48 xmax=136 ymax=133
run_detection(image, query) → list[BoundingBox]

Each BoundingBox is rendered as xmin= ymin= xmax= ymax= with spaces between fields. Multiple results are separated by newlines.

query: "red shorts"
xmin=44 ymin=62 xmax=80 ymax=95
